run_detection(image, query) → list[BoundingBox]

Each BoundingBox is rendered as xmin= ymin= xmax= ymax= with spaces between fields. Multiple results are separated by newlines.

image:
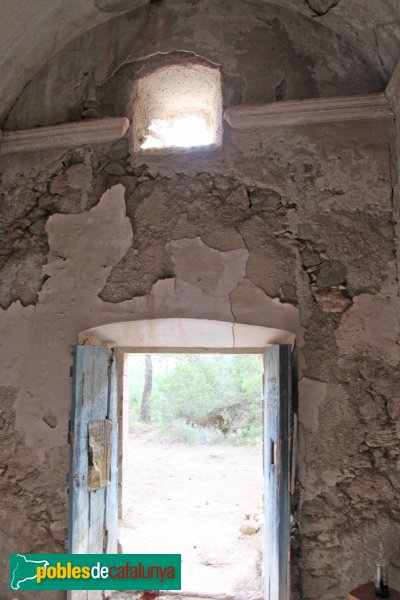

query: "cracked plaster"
xmin=166 ymin=237 xmax=248 ymax=297
xmin=298 ymin=377 xmax=328 ymax=432
xmin=0 ymin=181 xmax=300 ymax=454
xmin=0 ymin=70 xmax=400 ymax=600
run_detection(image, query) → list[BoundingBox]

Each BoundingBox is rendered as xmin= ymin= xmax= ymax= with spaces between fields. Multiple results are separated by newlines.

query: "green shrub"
xmin=126 ymin=353 xmax=263 ymax=444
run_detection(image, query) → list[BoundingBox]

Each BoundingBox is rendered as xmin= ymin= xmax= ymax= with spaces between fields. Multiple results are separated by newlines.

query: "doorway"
xmin=120 ymin=352 xmax=264 ymax=598
xmin=69 ymin=318 xmax=295 ymax=600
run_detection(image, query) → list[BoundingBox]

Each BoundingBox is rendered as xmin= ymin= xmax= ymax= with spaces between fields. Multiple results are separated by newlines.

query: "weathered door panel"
xmin=105 ymin=353 xmax=119 ymax=553
xmin=263 ymin=345 xmax=292 ymax=600
xmin=68 ymin=345 xmax=118 ymax=600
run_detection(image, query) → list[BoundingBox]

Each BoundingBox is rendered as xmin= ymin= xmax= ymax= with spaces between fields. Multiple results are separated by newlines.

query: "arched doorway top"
xmin=78 ymin=318 xmax=295 ymax=351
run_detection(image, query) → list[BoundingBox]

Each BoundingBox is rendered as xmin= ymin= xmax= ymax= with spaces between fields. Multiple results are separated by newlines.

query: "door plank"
xmin=68 ymin=345 xmax=114 ymax=600
xmin=87 ymin=346 xmax=110 ymax=558
xmin=105 ymin=352 xmax=119 ymax=553
xmin=263 ymin=345 xmax=292 ymax=600
xmin=68 ymin=347 xmax=90 ymax=600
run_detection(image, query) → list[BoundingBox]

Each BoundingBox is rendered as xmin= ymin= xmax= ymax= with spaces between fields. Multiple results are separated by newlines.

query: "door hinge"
xmin=69 ymin=365 xmax=73 ymax=377
xmin=103 ymin=528 xmax=109 ymax=554
xmin=270 ymin=440 xmax=277 ymax=466
xmin=67 ymin=420 xmax=74 ymax=445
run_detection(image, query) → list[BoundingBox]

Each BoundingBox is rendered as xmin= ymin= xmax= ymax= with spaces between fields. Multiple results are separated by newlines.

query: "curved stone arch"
xmin=78 ymin=317 xmax=295 ymax=351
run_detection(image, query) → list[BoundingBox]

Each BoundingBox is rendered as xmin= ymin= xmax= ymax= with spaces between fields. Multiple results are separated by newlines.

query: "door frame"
xmin=73 ymin=318 xmax=296 ymax=600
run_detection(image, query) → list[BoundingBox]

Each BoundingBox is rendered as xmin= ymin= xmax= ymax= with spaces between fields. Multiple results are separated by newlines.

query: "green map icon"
xmin=10 ymin=554 xmax=49 ymax=590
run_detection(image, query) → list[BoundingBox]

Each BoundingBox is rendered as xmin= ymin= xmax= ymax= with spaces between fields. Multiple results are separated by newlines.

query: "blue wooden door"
xmin=264 ymin=345 xmax=292 ymax=600
xmin=68 ymin=345 xmax=119 ymax=600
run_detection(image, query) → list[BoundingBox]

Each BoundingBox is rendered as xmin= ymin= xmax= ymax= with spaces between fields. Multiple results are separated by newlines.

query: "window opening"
xmin=133 ymin=64 xmax=222 ymax=153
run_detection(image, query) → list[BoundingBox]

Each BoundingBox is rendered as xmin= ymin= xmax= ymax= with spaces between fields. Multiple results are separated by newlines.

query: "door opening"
xmin=120 ymin=352 xmax=264 ymax=599
xmin=69 ymin=318 xmax=294 ymax=600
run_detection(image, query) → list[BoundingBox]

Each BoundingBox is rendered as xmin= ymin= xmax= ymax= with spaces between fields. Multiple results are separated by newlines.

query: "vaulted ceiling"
xmin=1 ymin=0 xmax=399 ymax=125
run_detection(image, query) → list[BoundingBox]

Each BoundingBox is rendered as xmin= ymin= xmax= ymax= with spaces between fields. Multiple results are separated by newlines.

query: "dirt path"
xmin=120 ymin=432 xmax=264 ymax=599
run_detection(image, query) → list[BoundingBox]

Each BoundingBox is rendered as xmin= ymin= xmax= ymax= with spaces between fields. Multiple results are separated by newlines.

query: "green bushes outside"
xmin=126 ymin=353 xmax=263 ymax=445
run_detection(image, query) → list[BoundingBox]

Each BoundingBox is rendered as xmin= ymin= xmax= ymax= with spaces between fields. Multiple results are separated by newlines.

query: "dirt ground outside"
xmin=120 ymin=431 xmax=264 ymax=599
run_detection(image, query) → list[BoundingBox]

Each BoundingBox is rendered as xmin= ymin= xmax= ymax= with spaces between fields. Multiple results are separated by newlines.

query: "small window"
xmin=133 ymin=63 xmax=222 ymax=153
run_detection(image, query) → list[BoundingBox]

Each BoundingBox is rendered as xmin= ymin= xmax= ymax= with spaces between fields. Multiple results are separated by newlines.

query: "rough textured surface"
xmin=1 ymin=0 xmax=400 ymax=125
xmin=0 ymin=386 xmax=66 ymax=600
xmin=1 ymin=2 xmax=400 ymax=600
xmin=306 ymin=0 xmax=339 ymax=16
xmin=3 ymin=0 xmax=391 ymax=131
xmin=1 ymin=110 xmax=399 ymax=600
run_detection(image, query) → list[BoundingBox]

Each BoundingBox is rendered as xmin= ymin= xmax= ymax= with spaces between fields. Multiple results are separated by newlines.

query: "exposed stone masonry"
xmin=1 ymin=113 xmax=399 ymax=600
xmin=1 ymin=0 xmax=400 ymax=599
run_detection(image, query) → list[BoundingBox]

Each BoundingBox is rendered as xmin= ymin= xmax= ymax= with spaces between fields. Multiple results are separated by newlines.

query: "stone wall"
xmin=4 ymin=0 xmax=385 ymax=131
xmin=1 ymin=113 xmax=400 ymax=599
xmin=2 ymin=0 xmax=400 ymax=126
xmin=1 ymin=2 xmax=400 ymax=598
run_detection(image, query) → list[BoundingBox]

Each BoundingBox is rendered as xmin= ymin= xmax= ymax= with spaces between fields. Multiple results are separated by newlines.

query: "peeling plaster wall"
xmin=1 ymin=115 xmax=399 ymax=600
xmin=227 ymin=120 xmax=400 ymax=598
xmin=4 ymin=0 xmax=387 ymax=131
xmin=1 ymin=4 xmax=400 ymax=599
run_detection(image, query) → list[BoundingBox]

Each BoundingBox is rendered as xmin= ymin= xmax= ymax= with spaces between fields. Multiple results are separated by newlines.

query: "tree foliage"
xmin=126 ymin=353 xmax=263 ymax=444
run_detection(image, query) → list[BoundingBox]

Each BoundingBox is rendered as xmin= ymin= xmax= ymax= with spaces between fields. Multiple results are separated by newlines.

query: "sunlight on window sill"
xmin=141 ymin=114 xmax=214 ymax=150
